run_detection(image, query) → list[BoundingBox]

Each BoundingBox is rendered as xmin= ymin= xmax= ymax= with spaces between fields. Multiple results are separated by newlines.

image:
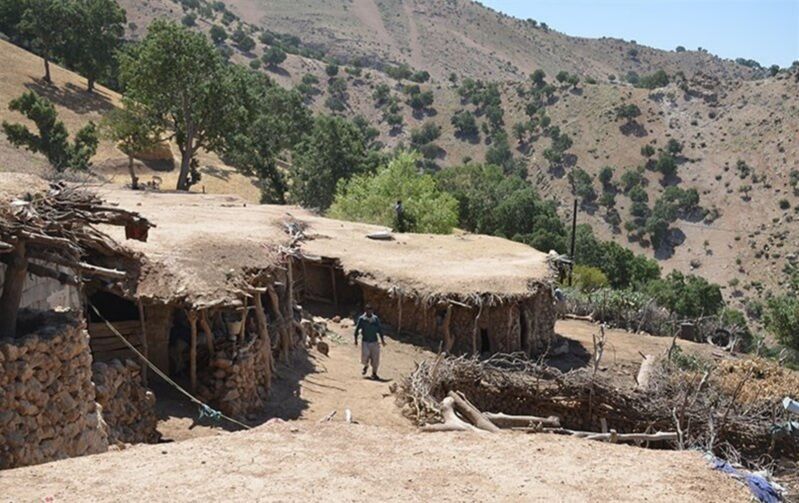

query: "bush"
xmin=637 ymin=70 xmax=669 ymax=89
xmin=451 ymin=110 xmax=478 ymax=138
xmin=209 ymin=25 xmax=227 ymax=44
xmin=573 ymin=265 xmax=609 ymax=292
xmin=262 ymin=46 xmax=287 ymax=67
xmin=328 ymin=153 xmax=458 ymax=234
xmin=641 ymin=144 xmax=656 ymax=157
xmin=325 ymin=63 xmax=339 ymax=77
xmin=645 ymin=271 xmax=723 ymax=318
xmin=765 ymin=295 xmax=799 ymax=351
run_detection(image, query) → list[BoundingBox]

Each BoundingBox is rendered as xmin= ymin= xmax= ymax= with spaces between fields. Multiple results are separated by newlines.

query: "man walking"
xmin=354 ymin=304 xmax=386 ymax=380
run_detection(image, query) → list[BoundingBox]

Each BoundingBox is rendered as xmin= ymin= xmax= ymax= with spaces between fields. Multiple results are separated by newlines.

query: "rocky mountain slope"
xmin=5 ymin=0 xmax=798 ymax=305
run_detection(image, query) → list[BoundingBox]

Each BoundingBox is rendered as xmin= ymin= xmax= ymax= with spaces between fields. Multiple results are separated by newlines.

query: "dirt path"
xmin=402 ymin=0 xmax=423 ymax=68
xmin=265 ymin=317 xmax=433 ymax=430
xmin=352 ymin=0 xmax=395 ymax=48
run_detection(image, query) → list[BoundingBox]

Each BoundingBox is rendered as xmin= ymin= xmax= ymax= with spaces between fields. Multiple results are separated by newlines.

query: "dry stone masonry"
xmin=0 ymin=313 xmax=107 ymax=469
xmin=92 ymin=359 xmax=159 ymax=445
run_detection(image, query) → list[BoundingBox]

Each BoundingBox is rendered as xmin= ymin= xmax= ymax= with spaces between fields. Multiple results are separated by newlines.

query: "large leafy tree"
xmin=328 ymin=153 xmax=458 ymax=234
xmin=289 ymin=115 xmax=369 ymax=210
xmin=101 ymin=104 xmax=163 ymax=189
xmin=645 ymin=271 xmax=723 ymax=318
xmin=2 ymin=91 xmax=98 ymax=171
xmin=18 ymin=0 xmax=75 ymax=83
xmin=119 ymin=20 xmax=230 ymax=190
xmin=221 ymin=67 xmax=311 ymax=203
xmin=67 ymin=0 xmax=126 ymax=93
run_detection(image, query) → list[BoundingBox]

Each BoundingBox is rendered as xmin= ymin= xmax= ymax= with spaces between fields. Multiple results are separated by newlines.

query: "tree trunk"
xmin=128 ymin=156 xmax=139 ymax=190
xmin=0 ymin=241 xmax=28 ymax=338
xmin=87 ymin=77 xmax=95 ymax=93
xmin=43 ymin=58 xmax=51 ymax=84
xmin=176 ymin=150 xmax=191 ymax=191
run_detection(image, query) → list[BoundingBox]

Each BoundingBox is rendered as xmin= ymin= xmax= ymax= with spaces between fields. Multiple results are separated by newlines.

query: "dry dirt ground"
xmin=0 ymin=319 xmax=751 ymax=501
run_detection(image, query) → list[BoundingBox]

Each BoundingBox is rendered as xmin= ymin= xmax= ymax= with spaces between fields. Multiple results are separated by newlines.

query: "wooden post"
xmin=0 ymin=240 xmax=27 ymax=338
xmin=200 ymin=309 xmax=215 ymax=356
xmin=329 ymin=266 xmax=338 ymax=308
xmin=443 ymin=304 xmax=453 ymax=353
xmin=397 ymin=291 xmax=403 ymax=336
xmin=188 ymin=310 xmax=198 ymax=393
xmin=137 ymin=299 xmax=149 ymax=386
xmin=447 ymin=391 xmax=499 ymax=432
xmin=253 ymin=292 xmax=273 ymax=389
xmin=287 ymin=258 xmax=295 ymax=307
xmin=239 ymin=297 xmax=248 ymax=342
xmin=472 ymin=303 xmax=482 ymax=354
xmin=268 ymin=285 xmax=290 ymax=362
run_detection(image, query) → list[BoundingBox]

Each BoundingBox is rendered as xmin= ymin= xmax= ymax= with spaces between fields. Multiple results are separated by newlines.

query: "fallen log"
xmin=483 ymin=412 xmax=561 ymax=428
xmin=421 ymin=397 xmax=481 ymax=433
xmin=448 ymin=391 xmax=500 ymax=433
xmin=542 ymin=427 xmax=677 ymax=444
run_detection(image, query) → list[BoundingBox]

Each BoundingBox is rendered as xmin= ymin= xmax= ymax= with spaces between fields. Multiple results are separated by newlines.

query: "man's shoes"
xmin=362 ymin=365 xmax=368 ymax=375
xmin=371 ymin=374 xmax=379 ymax=380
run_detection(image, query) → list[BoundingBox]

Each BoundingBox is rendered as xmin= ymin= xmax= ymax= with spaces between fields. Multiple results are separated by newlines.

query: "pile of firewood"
xmin=395 ymin=353 xmax=797 ymax=459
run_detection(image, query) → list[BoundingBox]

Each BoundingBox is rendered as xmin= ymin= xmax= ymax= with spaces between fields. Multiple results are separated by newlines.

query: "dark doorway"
xmin=480 ymin=328 xmax=491 ymax=354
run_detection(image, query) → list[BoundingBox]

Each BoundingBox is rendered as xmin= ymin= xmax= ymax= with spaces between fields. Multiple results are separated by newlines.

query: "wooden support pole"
xmin=443 ymin=304 xmax=453 ymax=353
xmin=0 ymin=240 xmax=27 ymax=339
xmin=238 ymin=297 xmax=248 ymax=342
xmin=472 ymin=303 xmax=483 ymax=354
xmin=267 ymin=285 xmax=291 ymax=362
xmin=253 ymin=292 xmax=273 ymax=389
xmin=188 ymin=310 xmax=198 ymax=393
xmin=137 ymin=300 xmax=149 ymax=386
xmin=329 ymin=266 xmax=338 ymax=308
xmin=397 ymin=292 xmax=403 ymax=336
xmin=200 ymin=309 xmax=215 ymax=357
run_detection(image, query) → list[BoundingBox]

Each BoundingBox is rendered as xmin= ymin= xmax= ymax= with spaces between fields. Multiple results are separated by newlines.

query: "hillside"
xmin=4 ymin=0 xmax=799 ymax=305
xmin=0 ymin=39 xmax=260 ymax=200
xmin=120 ymin=0 xmax=759 ymax=82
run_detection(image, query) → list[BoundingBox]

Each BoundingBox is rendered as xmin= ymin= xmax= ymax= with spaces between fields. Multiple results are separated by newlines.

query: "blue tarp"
xmin=711 ymin=458 xmax=782 ymax=503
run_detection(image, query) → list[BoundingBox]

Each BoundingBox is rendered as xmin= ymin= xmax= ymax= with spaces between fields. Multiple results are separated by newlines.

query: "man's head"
xmin=365 ymin=304 xmax=374 ymax=316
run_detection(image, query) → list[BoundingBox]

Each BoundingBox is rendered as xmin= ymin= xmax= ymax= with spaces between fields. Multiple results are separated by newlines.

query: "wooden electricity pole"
xmin=568 ymin=198 xmax=578 ymax=286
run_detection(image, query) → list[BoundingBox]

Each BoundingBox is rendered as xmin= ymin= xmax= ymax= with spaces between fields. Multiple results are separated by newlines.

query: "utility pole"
xmin=568 ymin=198 xmax=577 ymax=286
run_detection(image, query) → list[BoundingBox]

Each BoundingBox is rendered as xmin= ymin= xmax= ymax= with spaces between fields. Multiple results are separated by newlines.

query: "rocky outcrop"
xmin=0 ymin=313 xmax=107 ymax=469
xmin=92 ymin=359 xmax=159 ymax=445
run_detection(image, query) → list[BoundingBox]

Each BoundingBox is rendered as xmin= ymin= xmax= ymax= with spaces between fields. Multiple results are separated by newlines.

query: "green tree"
xmin=231 ymin=26 xmax=255 ymax=52
xmin=325 ymin=63 xmax=339 ymax=77
xmin=220 ymin=67 xmax=311 ymax=203
xmin=646 ymin=271 xmax=723 ymax=318
xmin=655 ymin=153 xmax=677 ymax=178
xmin=67 ymin=0 xmax=126 ymax=92
xmin=262 ymin=46 xmax=287 ymax=68
xmin=764 ymin=295 xmax=799 ymax=351
xmin=372 ymin=83 xmax=391 ymax=107
xmin=573 ymin=265 xmax=609 ymax=292
xmin=451 ymin=110 xmax=478 ymax=138
xmin=19 ymin=0 xmax=74 ymax=83
xmin=530 ymin=69 xmax=546 ymax=87
xmin=119 ymin=20 xmax=230 ymax=190
xmin=101 ymin=104 xmax=163 ymax=189
xmin=290 ymin=115 xmax=369 ymax=209
xmin=209 ymin=25 xmax=227 ymax=44
xmin=598 ymin=166 xmax=614 ymax=188
xmin=329 ymin=153 xmax=458 ymax=234
xmin=3 ymin=91 xmax=98 ymax=172
xmin=614 ymin=103 xmax=641 ymax=123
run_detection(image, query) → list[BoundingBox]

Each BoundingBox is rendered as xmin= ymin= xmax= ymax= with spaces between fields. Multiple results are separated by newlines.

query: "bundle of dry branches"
xmin=395 ymin=353 xmax=797 ymax=462
xmin=0 ymin=182 xmax=151 ymax=337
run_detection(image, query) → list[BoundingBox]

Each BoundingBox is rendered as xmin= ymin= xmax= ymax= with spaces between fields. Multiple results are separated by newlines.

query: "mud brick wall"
xmin=0 ymin=314 xmax=107 ymax=469
xmin=92 ymin=359 xmax=159 ymax=445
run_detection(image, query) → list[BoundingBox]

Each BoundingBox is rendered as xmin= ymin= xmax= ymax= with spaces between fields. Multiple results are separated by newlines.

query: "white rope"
xmin=88 ymin=303 xmax=251 ymax=430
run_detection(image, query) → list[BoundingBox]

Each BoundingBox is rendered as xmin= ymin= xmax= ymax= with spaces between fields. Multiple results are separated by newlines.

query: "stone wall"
xmin=0 ymin=313 xmax=108 ymax=469
xmin=198 ymin=333 xmax=271 ymax=419
xmin=92 ymin=359 xmax=159 ymax=445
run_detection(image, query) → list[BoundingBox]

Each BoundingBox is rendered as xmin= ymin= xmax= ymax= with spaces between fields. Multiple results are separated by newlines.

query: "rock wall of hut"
xmin=361 ymin=284 xmax=555 ymax=356
xmin=92 ymin=359 xmax=159 ymax=445
xmin=0 ymin=314 xmax=108 ymax=469
xmin=198 ymin=333 xmax=272 ymax=418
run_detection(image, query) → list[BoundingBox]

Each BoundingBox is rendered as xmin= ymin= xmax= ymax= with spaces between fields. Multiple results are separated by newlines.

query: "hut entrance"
xmin=86 ymin=291 xmax=145 ymax=362
xmin=297 ymin=259 xmax=362 ymax=317
xmin=519 ymin=305 xmax=529 ymax=352
xmin=480 ymin=329 xmax=491 ymax=354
